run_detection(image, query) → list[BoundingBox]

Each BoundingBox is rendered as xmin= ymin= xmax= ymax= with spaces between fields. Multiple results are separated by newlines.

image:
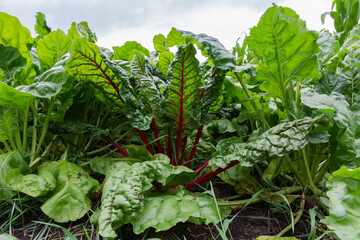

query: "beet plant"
xmin=1 ymin=1 xmax=360 ymax=239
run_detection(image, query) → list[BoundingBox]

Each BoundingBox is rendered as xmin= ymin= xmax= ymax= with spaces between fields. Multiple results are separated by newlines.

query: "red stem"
xmin=102 ymin=136 xmax=129 ymax=157
xmin=152 ymin=118 xmax=163 ymax=154
xmin=137 ymin=129 xmax=154 ymax=155
xmin=185 ymin=161 xmax=240 ymax=189
xmin=185 ymin=125 xmax=204 ymax=167
xmin=167 ymin=127 xmax=172 ymax=160
xmin=179 ymin=136 xmax=187 ymax=165
xmin=200 ymin=89 xmax=205 ymax=100
xmin=195 ymin=161 xmax=209 ymax=175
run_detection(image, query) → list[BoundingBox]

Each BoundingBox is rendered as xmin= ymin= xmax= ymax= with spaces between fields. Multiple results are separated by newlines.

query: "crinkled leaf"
xmin=34 ymin=12 xmax=51 ymax=40
xmin=112 ymin=41 xmax=150 ymax=61
xmin=0 ymin=107 xmax=18 ymax=143
xmin=302 ymin=91 xmax=360 ymax=169
xmin=96 ymin=154 xmax=196 ymax=237
xmin=0 ymin=151 xmax=30 ymax=201
xmin=0 ymin=12 xmax=33 ymax=63
xmin=210 ymin=118 xmax=315 ymax=169
xmin=6 ymin=160 xmax=100 ymax=222
xmin=337 ymin=47 xmax=360 ymax=104
xmin=317 ymin=30 xmax=340 ymax=65
xmin=131 ymin=187 xmax=231 ymax=234
xmin=0 ymin=45 xmax=27 ymax=84
xmin=15 ymin=66 xmax=67 ymax=98
xmin=165 ymin=43 xmax=202 ymax=131
xmin=100 ymin=52 xmax=154 ymax=129
xmin=200 ymin=68 xmax=224 ymax=123
xmin=175 ymin=28 xmax=238 ymax=71
xmin=326 ymin=167 xmax=360 ymax=240
xmin=67 ymin=38 xmax=123 ymax=109
xmin=37 ymin=29 xmax=72 ymax=71
xmin=248 ymin=5 xmax=320 ymax=101
xmin=68 ymin=22 xmax=97 ymax=42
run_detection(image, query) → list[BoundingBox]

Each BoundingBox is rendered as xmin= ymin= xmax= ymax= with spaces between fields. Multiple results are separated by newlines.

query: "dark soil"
xmin=8 ymin=182 xmax=328 ymax=240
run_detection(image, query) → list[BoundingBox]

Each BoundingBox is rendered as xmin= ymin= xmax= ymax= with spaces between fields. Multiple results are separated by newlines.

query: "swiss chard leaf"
xmin=326 ymin=167 xmax=360 ymax=240
xmin=0 ymin=107 xmax=18 ymax=143
xmin=68 ymin=22 xmax=97 ymax=43
xmin=0 ymin=151 xmax=30 ymax=201
xmin=95 ymin=154 xmax=196 ymax=237
xmin=34 ymin=12 xmax=51 ymax=41
xmin=15 ymin=66 xmax=67 ymax=98
xmin=0 ymin=45 xmax=27 ymax=84
xmin=37 ymin=29 xmax=72 ymax=71
xmin=112 ymin=41 xmax=150 ymax=61
xmin=0 ymin=12 xmax=33 ymax=63
xmin=5 ymin=160 xmax=100 ymax=222
xmin=67 ymin=38 xmax=123 ymax=109
xmin=131 ymin=187 xmax=231 ymax=234
xmin=248 ymin=5 xmax=319 ymax=104
xmin=210 ymin=117 xmax=316 ymax=169
xmin=165 ymin=43 xmax=201 ymax=131
xmin=302 ymin=91 xmax=360 ymax=169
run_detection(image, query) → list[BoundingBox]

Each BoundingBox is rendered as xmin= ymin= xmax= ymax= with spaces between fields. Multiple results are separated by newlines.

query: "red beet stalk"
xmin=137 ymin=129 xmax=154 ymax=155
xmin=102 ymin=136 xmax=129 ymax=157
xmin=185 ymin=125 xmax=204 ymax=167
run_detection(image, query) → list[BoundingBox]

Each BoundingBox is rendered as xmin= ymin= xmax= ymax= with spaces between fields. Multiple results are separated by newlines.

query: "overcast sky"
xmin=1 ymin=0 xmax=334 ymax=51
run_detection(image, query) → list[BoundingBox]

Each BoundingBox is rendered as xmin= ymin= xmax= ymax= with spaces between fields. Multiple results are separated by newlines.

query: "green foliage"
xmin=302 ymin=91 xmax=360 ymax=170
xmin=5 ymin=161 xmax=100 ymax=222
xmin=210 ymin=117 xmax=316 ymax=169
xmin=326 ymin=167 xmax=360 ymax=239
xmin=248 ymin=5 xmax=319 ymax=109
xmin=0 ymin=151 xmax=30 ymax=201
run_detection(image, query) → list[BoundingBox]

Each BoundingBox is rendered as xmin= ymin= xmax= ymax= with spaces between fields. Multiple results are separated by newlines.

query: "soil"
xmin=9 ymin=181 xmax=326 ymax=240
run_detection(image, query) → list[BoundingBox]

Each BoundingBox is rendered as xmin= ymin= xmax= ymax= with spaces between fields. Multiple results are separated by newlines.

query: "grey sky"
xmin=1 ymin=0 xmax=334 ymax=50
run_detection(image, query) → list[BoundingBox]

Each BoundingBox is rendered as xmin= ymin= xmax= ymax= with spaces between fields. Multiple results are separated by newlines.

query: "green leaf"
xmin=210 ymin=117 xmax=316 ymax=169
xmin=34 ymin=12 xmax=51 ymax=40
xmin=248 ymin=5 xmax=320 ymax=103
xmin=5 ymin=168 xmax=56 ymax=197
xmin=15 ymin=66 xmax=67 ymax=98
xmin=0 ymin=12 xmax=33 ymax=63
xmin=6 ymin=160 xmax=100 ymax=222
xmin=337 ymin=47 xmax=360 ymax=105
xmin=317 ymin=30 xmax=340 ymax=65
xmin=100 ymin=52 xmax=154 ymax=129
xmin=0 ymin=151 xmax=30 ymax=201
xmin=0 ymin=82 xmax=33 ymax=110
xmin=0 ymin=233 xmax=20 ymax=240
xmin=0 ymin=107 xmax=18 ymax=143
xmin=112 ymin=41 xmax=150 ymax=61
xmin=131 ymin=187 xmax=231 ymax=234
xmin=175 ymin=28 xmax=238 ymax=71
xmin=37 ymin=29 xmax=72 ymax=71
xmin=302 ymin=91 xmax=360 ymax=169
xmin=153 ymin=34 xmax=168 ymax=53
xmin=0 ymin=45 xmax=27 ymax=84
xmin=96 ymin=154 xmax=196 ymax=237
xmin=67 ymin=38 xmax=123 ymax=109
xmin=157 ymin=51 xmax=174 ymax=76
xmin=68 ymin=22 xmax=97 ymax=43
xmin=165 ymin=43 xmax=202 ymax=130
xmin=200 ymin=69 xmax=225 ymax=123
xmin=326 ymin=166 xmax=360 ymax=240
